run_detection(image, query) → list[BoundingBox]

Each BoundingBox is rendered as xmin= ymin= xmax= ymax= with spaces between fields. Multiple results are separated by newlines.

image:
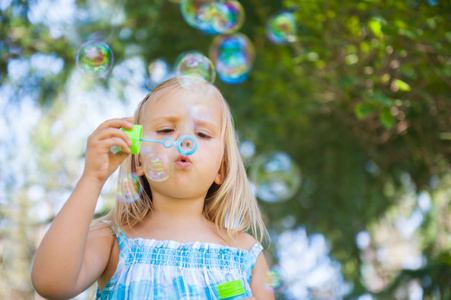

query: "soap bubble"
xmin=259 ymin=265 xmax=286 ymax=293
xmin=249 ymin=151 xmax=301 ymax=202
xmin=209 ymin=33 xmax=255 ymax=84
xmin=175 ymin=51 xmax=216 ymax=85
xmin=116 ymin=172 xmax=142 ymax=203
xmin=75 ymin=41 xmax=114 ymax=78
xmin=142 ymin=151 xmax=173 ymax=182
xmin=180 ymin=0 xmax=244 ymax=34
xmin=266 ymin=12 xmax=297 ymax=44
xmin=140 ymin=134 xmax=174 ymax=182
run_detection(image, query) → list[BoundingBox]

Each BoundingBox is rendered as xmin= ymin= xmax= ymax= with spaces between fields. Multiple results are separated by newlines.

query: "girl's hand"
xmin=82 ymin=117 xmax=134 ymax=184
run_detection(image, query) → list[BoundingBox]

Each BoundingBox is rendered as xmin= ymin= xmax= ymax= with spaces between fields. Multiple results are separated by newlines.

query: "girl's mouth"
xmin=175 ymin=155 xmax=192 ymax=168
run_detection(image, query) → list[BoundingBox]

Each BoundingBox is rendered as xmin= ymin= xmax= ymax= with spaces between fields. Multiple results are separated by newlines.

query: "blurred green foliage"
xmin=1 ymin=0 xmax=451 ymax=298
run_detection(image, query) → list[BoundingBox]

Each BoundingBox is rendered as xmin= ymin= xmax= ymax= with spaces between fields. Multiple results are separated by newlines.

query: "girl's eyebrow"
xmin=151 ymin=115 xmax=181 ymax=123
xmin=151 ymin=115 xmax=220 ymax=131
xmin=192 ymin=119 xmax=221 ymax=132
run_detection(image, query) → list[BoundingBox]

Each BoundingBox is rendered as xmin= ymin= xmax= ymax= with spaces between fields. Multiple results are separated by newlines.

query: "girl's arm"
xmin=250 ymin=253 xmax=276 ymax=300
xmin=31 ymin=118 xmax=133 ymax=299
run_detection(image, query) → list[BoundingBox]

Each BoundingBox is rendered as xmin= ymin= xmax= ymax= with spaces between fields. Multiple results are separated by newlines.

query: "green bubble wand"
xmin=120 ymin=125 xmax=197 ymax=156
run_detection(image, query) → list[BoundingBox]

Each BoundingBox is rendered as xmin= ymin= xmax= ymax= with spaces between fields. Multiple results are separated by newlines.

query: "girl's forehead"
xmin=142 ymin=87 xmax=224 ymax=122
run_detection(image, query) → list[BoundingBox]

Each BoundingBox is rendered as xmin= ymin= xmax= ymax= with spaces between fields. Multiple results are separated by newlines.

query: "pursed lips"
xmin=175 ymin=155 xmax=192 ymax=168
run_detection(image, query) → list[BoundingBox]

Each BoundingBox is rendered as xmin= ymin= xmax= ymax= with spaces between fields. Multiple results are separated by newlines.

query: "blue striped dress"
xmin=96 ymin=228 xmax=263 ymax=299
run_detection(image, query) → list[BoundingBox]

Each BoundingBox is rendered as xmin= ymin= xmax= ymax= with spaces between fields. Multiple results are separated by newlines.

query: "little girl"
xmin=32 ymin=76 xmax=274 ymax=299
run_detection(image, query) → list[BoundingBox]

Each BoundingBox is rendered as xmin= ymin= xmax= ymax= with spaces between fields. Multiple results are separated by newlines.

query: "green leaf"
xmin=393 ymin=79 xmax=411 ymax=91
xmin=355 ymin=102 xmax=377 ymax=119
xmin=368 ymin=18 xmax=383 ymax=37
xmin=373 ymin=91 xmax=394 ymax=107
xmin=379 ymin=107 xmax=396 ymax=129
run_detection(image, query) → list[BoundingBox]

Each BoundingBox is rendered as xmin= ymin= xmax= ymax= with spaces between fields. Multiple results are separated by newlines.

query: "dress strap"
xmin=100 ymin=220 xmax=128 ymax=251
xmin=245 ymin=241 xmax=264 ymax=283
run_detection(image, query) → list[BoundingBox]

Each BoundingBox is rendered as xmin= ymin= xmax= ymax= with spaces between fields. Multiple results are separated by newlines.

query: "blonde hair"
xmin=100 ymin=76 xmax=268 ymax=243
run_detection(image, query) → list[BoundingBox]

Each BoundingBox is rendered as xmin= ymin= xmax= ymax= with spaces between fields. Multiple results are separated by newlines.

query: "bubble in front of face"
xmin=209 ymin=33 xmax=255 ymax=84
xmin=75 ymin=41 xmax=114 ymax=78
xmin=259 ymin=265 xmax=286 ymax=293
xmin=175 ymin=51 xmax=216 ymax=85
xmin=143 ymin=152 xmax=173 ymax=182
xmin=266 ymin=12 xmax=297 ymax=44
xmin=116 ymin=172 xmax=142 ymax=203
xmin=249 ymin=151 xmax=302 ymax=202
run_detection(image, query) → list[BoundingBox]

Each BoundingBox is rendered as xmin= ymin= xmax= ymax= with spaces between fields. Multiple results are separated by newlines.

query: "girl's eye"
xmin=197 ymin=132 xmax=212 ymax=140
xmin=157 ymin=128 xmax=174 ymax=134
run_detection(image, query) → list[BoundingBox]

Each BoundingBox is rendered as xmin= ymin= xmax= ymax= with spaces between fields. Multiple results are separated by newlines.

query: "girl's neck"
xmin=146 ymin=195 xmax=207 ymax=228
xmin=127 ymin=193 xmax=224 ymax=244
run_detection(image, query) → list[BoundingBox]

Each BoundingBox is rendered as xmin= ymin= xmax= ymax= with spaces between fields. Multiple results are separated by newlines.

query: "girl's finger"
xmin=95 ymin=128 xmax=133 ymax=146
xmin=95 ymin=117 xmax=134 ymax=133
xmin=102 ymin=137 xmax=131 ymax=154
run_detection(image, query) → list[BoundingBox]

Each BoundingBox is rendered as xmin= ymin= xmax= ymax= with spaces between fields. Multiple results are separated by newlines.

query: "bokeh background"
xmin=1 ymin=0 xmax=451 ymax=299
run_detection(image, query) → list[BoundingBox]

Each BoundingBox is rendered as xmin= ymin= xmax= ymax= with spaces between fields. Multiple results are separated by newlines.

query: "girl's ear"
xmin=214 ymin=157 xmax=227 ymax=185
xmin=214 ymin=173 xmax=223 ymax=185
xmin=135 ymin=155 xmax=145 ymax=176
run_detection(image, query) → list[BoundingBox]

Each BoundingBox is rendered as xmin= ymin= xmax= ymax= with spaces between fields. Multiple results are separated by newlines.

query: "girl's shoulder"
xmin=228 ymin=231 xmax=259 ymax=252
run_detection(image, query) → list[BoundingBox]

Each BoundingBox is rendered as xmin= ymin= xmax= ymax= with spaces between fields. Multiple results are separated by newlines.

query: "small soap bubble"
xmin=260 ymin=265 xmax=286 ymax=293
xmin=209 ymin=33 xmax=254 ymax=84
xmin=180 ymin=0 xmax=244 ymax=34
xmin=249 ymin=151 xmax=302 ymax=203
xmin=266 ymin=12 xmax=298 ymax=44
xmin=116 ymin=172 xmax=142 ymax=203
xmin=75 ymin=41 xmax=114 ymax=78
xmin=175 ymin=51 xmax=216 ymax=85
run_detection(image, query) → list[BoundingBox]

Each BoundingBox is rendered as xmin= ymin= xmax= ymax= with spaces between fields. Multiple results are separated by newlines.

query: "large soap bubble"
xmin=140 ymin=137 xmax=174 ymax=182
xmin=180 ymin=0 xmax=244 ymax=34
xmin=209 ymin=33 xmax=255 ymax=84
xmin=266 ymin=11 xmax=298 ymax=44
xmin=116 ymin=172 xmax=142 ymax=203
xmin=175 ymin=51 xmax=216 ymax=85
xmin=75 ymin=41 xmax=114 ymax=78
xmin=249 ymin=151 xmax=302 ymax=203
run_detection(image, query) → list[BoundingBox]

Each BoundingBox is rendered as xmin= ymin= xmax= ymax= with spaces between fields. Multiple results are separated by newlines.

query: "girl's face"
xmin=138 ymin=87 xmax=225 ymax=200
